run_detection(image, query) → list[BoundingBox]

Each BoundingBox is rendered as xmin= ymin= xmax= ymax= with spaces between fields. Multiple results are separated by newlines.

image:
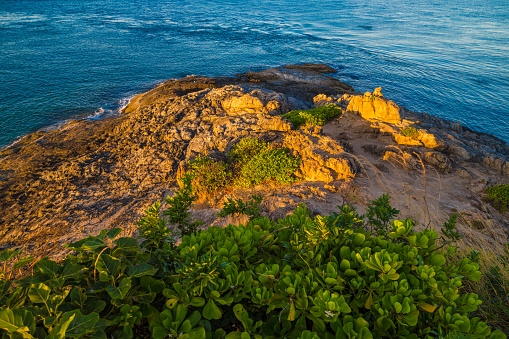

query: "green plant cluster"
xmin=217 ymin=195 xmax=263 ymax=221
xmin=1 ymin=193 xmax=506 ymax=338
xmin=282 ymin=104 xmax=342 ymax=129
xmin=188 ymin=138 xmax=300 ymax=193
xmin=484 ymin=184 xmax=509 ymax=213
xmin=187 ymin=158 xmax=231 ymax=194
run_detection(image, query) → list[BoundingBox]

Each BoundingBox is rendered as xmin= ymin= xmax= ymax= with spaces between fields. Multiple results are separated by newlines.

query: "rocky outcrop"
xmin=346 ymin=88 xmax=406 ymax=123
xmin=0 ymin=64 xmax=508 ymax=261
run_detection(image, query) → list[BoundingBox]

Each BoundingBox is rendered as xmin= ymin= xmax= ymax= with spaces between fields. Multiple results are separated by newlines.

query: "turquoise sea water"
xmin=1 ymin=0 xmax=508 ymax=147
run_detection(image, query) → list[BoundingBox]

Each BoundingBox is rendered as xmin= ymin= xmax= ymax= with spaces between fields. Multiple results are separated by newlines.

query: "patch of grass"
xmin=283 ymin=104 xmax=342 ymax=129
xmin=401 ymin=127 xmax=419 ymax=138
xmin=484 ymin=184 xmax=509 ymax=212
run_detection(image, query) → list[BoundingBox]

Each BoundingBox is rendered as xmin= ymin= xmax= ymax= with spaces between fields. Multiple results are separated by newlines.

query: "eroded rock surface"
xmin=0 ymin=64 xmax=508 ymax=260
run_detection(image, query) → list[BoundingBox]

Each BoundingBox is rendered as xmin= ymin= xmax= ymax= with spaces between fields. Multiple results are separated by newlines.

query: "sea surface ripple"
xmin=1 ymin=0 xmax=508 ymax=147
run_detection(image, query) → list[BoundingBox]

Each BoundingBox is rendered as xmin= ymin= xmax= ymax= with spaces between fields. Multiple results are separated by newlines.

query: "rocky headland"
xmin=1 ymin=64 xmax=508 ymax=261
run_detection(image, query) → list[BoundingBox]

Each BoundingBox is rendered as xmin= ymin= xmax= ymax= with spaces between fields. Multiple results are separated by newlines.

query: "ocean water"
xmin=1 ymin=0 xmax=508 ymax=148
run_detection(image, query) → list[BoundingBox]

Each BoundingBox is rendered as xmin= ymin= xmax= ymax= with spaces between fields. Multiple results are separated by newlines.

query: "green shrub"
xmin=187 ymin=157 xmax=231 ymax=194
xmin=0 ymin=192 xmax=506 ymax=338
xmin=283 ymin=104 xmax=342 ymax=129
xmin=185 ymin=138 xmax=300 ymax=195
xmin=484 ymin=184 xmax=509 ymax=212
xmin=228 ymin=138 xmax=270 ymax=166
xmin=235 ymin=147 xmax=300 ymax=188
xmin=217 ymin=194 xmax=263 ymax=221
xmin=401 ymin=127 xmax=419 ymax=138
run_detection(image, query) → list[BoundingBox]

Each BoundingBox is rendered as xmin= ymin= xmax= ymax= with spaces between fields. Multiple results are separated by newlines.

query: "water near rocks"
xmin=1 ymin=0 xmax=508 ymax=147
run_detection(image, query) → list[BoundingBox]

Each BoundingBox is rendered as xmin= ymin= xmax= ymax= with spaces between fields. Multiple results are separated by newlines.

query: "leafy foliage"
xmin=218 ymin=195 xmax=263 ymax=221
xmin=234 ymin=146 xmax=300 ymax=188
xmin=484 ymin=184 xmax=509 ymax=213
xmin=164 ymin=173 xmax=203 ymax=237
xmin=188 ymin=138 xmax=300 ymax=193
xmin=229 ymin=138 xmax=300 ymax=188
xmin=283 ymin=104 xmax=342 ymax=129
xmin=187 ymin=157 xmax=231 ymax=194
xmin=0 ymin=190 xmax=506 ymax=338
xmin=366 ymin=194 xmax=400 ymax=237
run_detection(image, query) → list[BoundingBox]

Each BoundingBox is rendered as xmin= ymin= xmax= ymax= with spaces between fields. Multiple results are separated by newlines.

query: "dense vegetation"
xmin=186 ymin=138 xmax=300 ymax=195
xmin=1 ymin=182 xmax=506 ymax=338
xmin=282 ymin=104 xmax=341 ymax=129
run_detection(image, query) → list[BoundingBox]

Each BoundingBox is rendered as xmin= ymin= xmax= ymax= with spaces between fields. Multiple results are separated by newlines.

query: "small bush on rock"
xmin=283 ymin=104 xmax=342 ymax=129
xmin=484 ymin=184 xmax=509 ymax=212
xmin=188 ymin=138 xmax=300 ymax=192
xmin=187 ymin=157 xmax=231 ymax=194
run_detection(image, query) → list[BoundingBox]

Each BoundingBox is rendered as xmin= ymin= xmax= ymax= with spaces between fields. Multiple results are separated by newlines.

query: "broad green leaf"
xmin=47 ymin=314 xmax=74 ymax=339
xmin=6 ymin=287 xmax=29 ymax=309
xmin=152 ymin=326 xmax=169 ymax=339
xmin=288 ymin=301 xmax=296 ymax=321
xmin=44 ymin=316 xmax=58 ymax=328
xmin=186 ymin=327 xmax=206 ymax=339
xmin=13 ymin=256 xmax=34 ymax=271
xmin=429 ymin=255 xmax=446 ymax=267
xmin=28 ymin=283 xmax=51 ymax=310
xmin=60 ymin=264 xmax=85 ymax=282
xmin=131 ymin=291 xmax=156 ymax=303
xmin=113 ymin=237 xmax=139 ymax=252
xmin=0 ymin=249 xmax=20 ymax=262
xmin=203 ymin=299 xmax=222 ymax=320
xmin=89 ymin=331 xmax=107 ymax=339
xmin=190 ymin=297 xmax=205 ymax=307
xmin=0 ymin=280 xmax=12 ymax=299
xmin=364 ymin=293 xmax=374 ymax=310
xmin=70 ymin=287 xmax=87 ymax=307
xmin=180 ymin=320 xmax=192 ymax=333
xmin=419 ymin=303 xmax=437 ymax=313
xmin=80 ymin=238 xmax=107 ymax=251
xmin=95 ymin=254 xmax=121 ymax=282
xmin=0 ymin=309 xmax=36 ymax=335
xmin=84 ymin=300 xmax=106 ymax=314
xmin=34 ymin=260 xmax=59 ymax=278
xmin=128 ymin=263 xmax=157 ymax=278
xmin=61 ymin=310 xmax=99 ymax=339
xmin=106 ymin=278 xmax=132 ymax=300
xmin=225 ymin=332 xmax=243 ymax=339
xmin=107 ymin=228 xmax=122 ymax=240
xmin=233 ymin=304 xmax=247 ymax=322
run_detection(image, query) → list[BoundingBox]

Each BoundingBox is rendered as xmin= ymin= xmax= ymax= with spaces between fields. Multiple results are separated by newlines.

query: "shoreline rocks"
xmin=1 ymin=64 xmax=508 ymax=260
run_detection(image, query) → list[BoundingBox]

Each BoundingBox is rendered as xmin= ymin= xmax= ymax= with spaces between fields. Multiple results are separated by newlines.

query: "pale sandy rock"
xmin=283 ymin=131 xmax=358 ymax=183
xmin=216 ymin=86 xmax=288 ymax=115
xmin=346 ymin=88 xmax=405 ymax=123
xmin=393 ymin=133 xmax=423 ymax=146
xmin=313 ymin=93 xmax=353 ymax=109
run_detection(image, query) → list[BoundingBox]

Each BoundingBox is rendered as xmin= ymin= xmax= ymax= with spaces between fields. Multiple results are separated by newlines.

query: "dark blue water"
xmin=1 ymin=0 xmax=508 ymax=148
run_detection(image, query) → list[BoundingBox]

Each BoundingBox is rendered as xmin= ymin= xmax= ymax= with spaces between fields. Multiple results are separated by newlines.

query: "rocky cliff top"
xmin=1 ymin=64 xmax=508 ymax=261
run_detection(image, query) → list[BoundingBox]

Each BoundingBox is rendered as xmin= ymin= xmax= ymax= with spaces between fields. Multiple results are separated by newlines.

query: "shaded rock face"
xmin=0 ymin=64 xmax=508 ymax=261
